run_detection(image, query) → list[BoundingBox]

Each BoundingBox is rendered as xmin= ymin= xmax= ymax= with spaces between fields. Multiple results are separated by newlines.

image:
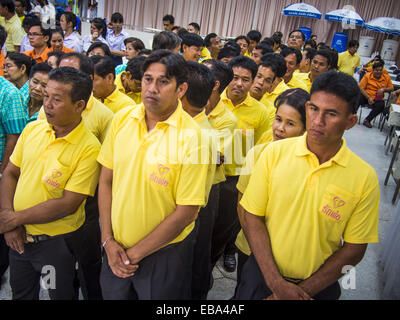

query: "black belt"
xmin=26 ymin=234 xmax=60 ymax=243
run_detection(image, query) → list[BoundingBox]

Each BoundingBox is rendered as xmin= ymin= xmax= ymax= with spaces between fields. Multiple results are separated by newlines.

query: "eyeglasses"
xmin=28 ymin=32 xmax=43 ymax=37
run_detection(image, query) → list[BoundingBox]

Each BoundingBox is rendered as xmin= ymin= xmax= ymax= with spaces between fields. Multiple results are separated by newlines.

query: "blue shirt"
xmin=115 ymin=63 xmax=127 ymax=75
xmin=106 ymin=28 xmax=128 ymax=51
xmin=0 ymin=76 xmax=27 ymax=162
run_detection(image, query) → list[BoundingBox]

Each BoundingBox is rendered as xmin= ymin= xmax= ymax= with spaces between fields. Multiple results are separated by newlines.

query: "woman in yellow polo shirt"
xmin=234 ymin=88 xmax=309 ymax=297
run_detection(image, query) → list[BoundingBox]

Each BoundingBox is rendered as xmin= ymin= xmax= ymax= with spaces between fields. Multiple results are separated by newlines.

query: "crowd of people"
xmin=0 ymin=0 xmax=396 ymax=300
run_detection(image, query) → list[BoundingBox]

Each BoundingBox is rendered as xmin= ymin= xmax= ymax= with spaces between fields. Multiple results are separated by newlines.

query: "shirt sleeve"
xmin=1 ymin=90 xmax=27 ymax=135
xmin=9 ymin=122 xmax=31 ymax=168
xmin=97 ymin=114 xmax=117 ymax=169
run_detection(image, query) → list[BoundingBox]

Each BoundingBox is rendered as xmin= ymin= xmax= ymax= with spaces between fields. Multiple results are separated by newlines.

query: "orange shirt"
xmin=49 ymin=46 xmax=75 ymax=54
xmin=359 ymin=72 xmax=393 ymax=100
xmin=364 ymin=66 xmax=389 ymax=76
xmin=397 ymin=95 xmax=400 ymax=105
xmin=23 ymin=46 xmax=51 ymax=63
xmin=0 ymin=51 xmax=4 ymax=77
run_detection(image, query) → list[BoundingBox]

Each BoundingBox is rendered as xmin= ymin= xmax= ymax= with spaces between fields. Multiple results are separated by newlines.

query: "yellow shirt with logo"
xmin=240 ymin=134 xmax=379 ymax=279
xmin=261 ymin=80 xmax=290 ymax=106
xmin=286 ymin=73 xmax=309 ymax=91
xmin=10 ymin=120 xmax=101 ymax=236
xmin=221 ymin=90 xmax=271 ymax=176
xmin=338 ymin=51 xmax=361 ymax=76
xmin=38 ymin=93 xmax=113 ymax=144
xmin=115 ymin=72 xmax=142 ymax=104
xmin=97 ymin=102 xmax=209 ymax=249
xmin=102 ymin=86 xmax=136 ymax=113
xmin=207 ymin=99 xmax=238 ymax=178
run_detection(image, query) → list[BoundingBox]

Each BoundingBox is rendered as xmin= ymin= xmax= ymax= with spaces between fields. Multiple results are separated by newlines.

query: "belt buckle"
xmin=26 ymin=235 xmax=35 ymax=243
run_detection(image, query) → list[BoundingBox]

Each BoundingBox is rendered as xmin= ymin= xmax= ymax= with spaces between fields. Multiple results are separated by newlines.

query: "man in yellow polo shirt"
xmin=236 ymin=71 xmax=379 ymax=300
xmin=98 ymin=50 xmax=209 ymax=300
xmin=211 ymin=55 xmax=270 ymax=274
xmin=0 ymin=0 xmax=25 ymax=52
xmin=338 ymin=40 xmax=360 ymax=76
xmin=0 ymin=67 xmax=101 ymax=300
xmin=90 ymin=55 xmax=136 ymax=113
xmin=115 ymin=55 xmax=145 ymax=104
xmin=280 ymin=47 xmax=308 ymax=91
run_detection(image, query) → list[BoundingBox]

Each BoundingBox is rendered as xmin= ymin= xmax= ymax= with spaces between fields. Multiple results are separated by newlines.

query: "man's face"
xmin=284 ymin=53 xmax=299 ymax=78
xmin=43 ymin=80 xmax=82 ymax=127
xmin=251 ymin=48 xmax=263 ymax=65
xmin=348 ymin=45 xmax=359 ymax=56
xmin=142 ymin=62 xmax=187 ymax=115
xmin=0 ymin=4 xmax=7 ymax=17
xmin=111 ymin=21 xmax=123 ymax=34
xmin=249 ymin=40 xmax=258 ymax=52
xmin=220 ymin=56 xmax=234 ymax=64
xmin=250 ymin=65 xmax=275 ymax=100
xmin=236 ymin=39 xmax=249 ymax=55
xmin=29 ymin=72 xmax=49 ymax=104
xmin=163 ymin=20 xmax=173 ymax=31
xmin=287 ymin=31 xmax=304 ymax=50
xmin=311 ymin=54 xmax=329 ymax=78
xmin=59 ymin=57 xmax=81 ymax=70
xmin=14 ymin=1 xmax=25 ymax=16
xmin=93 ymin=74 xmax=112 ymax=100
xmin=187 ymin=25 xmax=199 ymax=34
xmin=182 ymin=45 xmax=202 ymax=62
xmin=306 ymin=91 xmax=356 ymax=148
xmin=209 ymin=36 xmax=223 ymax=55
xmin=227 ymin=66 xmax=253 ymax=101
xmin=372 ymin=66 xmax=383 ymax=79
xmin=28 ymin=26 xmax=48 ymax=48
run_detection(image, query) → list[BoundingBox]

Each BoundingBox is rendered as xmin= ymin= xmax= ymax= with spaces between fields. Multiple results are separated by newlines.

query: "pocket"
xmin=42 ymin=159 xmax=72 ymax=198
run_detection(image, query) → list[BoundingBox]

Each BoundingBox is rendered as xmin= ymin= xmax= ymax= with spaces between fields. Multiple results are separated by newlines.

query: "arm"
xmin=298 ymin=242 xmax=367 ymax=297
xmin=126 ymin=204 xmax=199 ymax=264
xmin=0 ymin=134 xmax=20 ymax=173
xmin=359 ymin=86 xmax=374 ymax=105
xmin=110 ymin=50 xmax=125 ymax=57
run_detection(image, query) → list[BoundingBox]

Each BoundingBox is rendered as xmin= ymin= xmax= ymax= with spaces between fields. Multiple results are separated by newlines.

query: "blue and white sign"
xmin=283 ymin=3 xmax=322 ymax=20
xmin=364 ymin=17 xmax=400 ymax=36
xmin=325 ymin=9 xmax=364 ymax=27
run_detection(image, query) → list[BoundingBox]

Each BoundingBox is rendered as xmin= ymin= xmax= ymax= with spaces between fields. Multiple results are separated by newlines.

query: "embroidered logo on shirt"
xmin=43 ymin=169 xmax=63 ymax=188
xmin=321 ymin=196 xmax=345 ymax=221
xmin=149 ymin=164 xmax=169 ymax=187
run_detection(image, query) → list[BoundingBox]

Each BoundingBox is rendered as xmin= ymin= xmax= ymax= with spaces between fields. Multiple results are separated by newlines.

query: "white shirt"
xmin=19 ymin=34 xmax=33 ymax=53
xmin=31 ymin=4 xmax=56 ymax=26
xmin=63 ymin=31 xmax=83 ymax=53
xmin=106 ymin=28 xmax=128 ymax=51
xmin=82 ymin=34 xmax=108 ymax=52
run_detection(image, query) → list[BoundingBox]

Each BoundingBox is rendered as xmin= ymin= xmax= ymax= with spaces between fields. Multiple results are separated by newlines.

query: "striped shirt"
xmin=0 ymin=76 xmax=27 ymax=162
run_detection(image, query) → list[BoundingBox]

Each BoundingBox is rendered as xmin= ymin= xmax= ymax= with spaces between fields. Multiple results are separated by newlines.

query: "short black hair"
xmin=62 ymin=11 xmax=77 ymax=29
xmin=90 ymin=55 xmax=115 ymax=79
xmin=259 ymin=53 xmax=287 ymax=78
xmin=288 ymin=29 xmax=306 ymax=41
xmin=185 ymin=61 xmax=215 ymax=108
xmin=203 ymin=59 xmax=234 ymax=94
xmin=235 ymin=35 xmax=250 ymax=46
xmin=261 ymin=37 xmax=274 ymax=47
xmin=87 ymin=42 xmax=112 ymax=57
xmin=48 ymin=67 xmax=93 ymax=105
xmin=310 ymin=70 xmax=360 ymax=114
xmin=111 ymin=12 xmax=123 ymax=23
xmin=138 ymin=49 xmax=152 ymax=56
xmin=124 ymin=37 xmax=145 ymax=51
xmin=247 ymin=30 xmax=262 ymax=43
xmin=152 ymin=31 xmax=181 ymax=51
xmin=29 ymin=62 xmax=52 ymax=79
xmin=204 ymin=33 xmax=218 ymax=48
xmin=0 ymin=25 xmax=7 ymax=48
xmin=348 ymin=39 xmax=359 ymax=48
xmin=58 ymin=52 xmax=94 ymax=77
xmin=228 ymin=55 xmax=258 ymax=80
xmin=177 ymin=28 xmax=189 ymax=39
xmin=47 ymin=50 xmax=64 ymax=65
xmin=217 ymin=46 xmax=240 ymax=61
xmin=6 ymin=52 xmax=37 ymax=77
xmin=280 ymin=47 xmax=302 ymax=65
xmin=254 ymin=43 xmax=274 ymax=56
xmin=29 ymin=21 xmax=51 ymax=46
xmin=163 ymin=14 xmax=175 ymax=24
xmin=0 ymin=0 xmax=15 ymax=13
xmin=142 ymin=49 xmax=188 ymax=87
xmin=21 ymin=14 xmax=40 ymax=30
xmin=274 ymin=88 xmax=309 ymax=127
xmin=188 ymin=22 xmax=200 ymax=32
xmin=126 ymin=55 xmax=146 ymax=80
xmin=304 ymin=39 xmax=317 ymax=49
xmin=314 ymin=49 xmax=332 ymax=68
xmin=51 ymin=27 xmax=64 ymax=39
xmin=329 ymin=48 xmax=339 ymax=70
xmin=304 ymin=47 xmax=317 ymax=61
xmin=181 ymin=33 xmax=204 ymax=50
xmin=372 ymin=61 xmax=384 ymax=69
xmin=223 ymin=40 xmax=241 ymax=55
xmin=272 ymin=32 xmax=282 ymax=45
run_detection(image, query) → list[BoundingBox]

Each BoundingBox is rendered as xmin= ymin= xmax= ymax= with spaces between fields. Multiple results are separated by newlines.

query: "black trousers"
xmin=100 ymin=222 xmax=198 ymax=300
xmin=64 ymin=191 xmax=103 ymax=300
xmin=0 ymin=234 xmax=9 ymax=278
xmin=234 ymin=248 xmax=250 ymax=297
xmin=210 ymin=176 xmax=240 ymax=266
xmin=359 ymin=95 xmax=386 ymax=122
xmin=9 ymin=234 xmax=77 ymax=300
xmin=236 ymin=254 xmax=341 ymax=300
xmin=191 ymin=183 xmax=220 ymax=300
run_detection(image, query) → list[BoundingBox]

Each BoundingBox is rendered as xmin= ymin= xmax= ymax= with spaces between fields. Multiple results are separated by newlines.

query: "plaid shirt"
xmin=0 ymin=76 xmax=27 ymax=163
xmin=20 ymin=80 xmax=39 ymax=123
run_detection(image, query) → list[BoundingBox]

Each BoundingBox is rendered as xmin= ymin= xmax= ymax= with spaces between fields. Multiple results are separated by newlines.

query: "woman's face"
xmin=60 ymin=14 xmax=68 ymax=31
xmin=14 ymin=1 xmax=25 ymax=16
xmin=50 ymin=32 xmax=64 ymax=51
xmin=272 ymin=103 xmax=305 ymax=141
xmin=125 ymin=42 xmax=139 ymax=60
xmin=90 ymin=23 xmax=101 ymax=37
xmin=3 ymin=57 xmax=26 ymax=84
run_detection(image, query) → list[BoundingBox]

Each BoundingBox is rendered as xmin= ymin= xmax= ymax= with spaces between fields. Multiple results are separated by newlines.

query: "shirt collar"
xmin=221 ymin=89 xmax=252 ymax=109
xmin=295 ymin=133 xmax=350 ymax=167
xmin=45 ymin=119 xmax=86 ymax=145
xmin=104 ymin=86 xmax=120 ymax=103
xmin=85 ymin=93 xmax=95 ymax=110
xmin=208 ymin=99 xmax=225 ymax=118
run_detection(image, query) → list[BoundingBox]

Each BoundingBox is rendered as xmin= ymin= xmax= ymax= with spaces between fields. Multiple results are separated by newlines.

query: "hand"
xmin=0 ymin=209 xmax=19 ymax=234
xmin=104 ymin=239 xmax=139 ymax=278
xmin=377 ymin=88 xmax=385 ymax=96
xmin=4 ymin=226 xmax=26 ymax=254
xmin=92 ymin=31 xmax=99 ymax=40
xmin=270 ymin=279 xmax=312 ymax=300
xmin=368 ymin=97 xmax=374 ymax=105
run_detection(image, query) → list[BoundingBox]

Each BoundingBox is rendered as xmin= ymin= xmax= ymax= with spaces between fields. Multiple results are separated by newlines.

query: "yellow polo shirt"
xmin=97 ymin=102 xmax=209 ymax=249
xmin=240 ymin=134 xmax=380 ymax=280
xmin=221 ymin=90 xmax=271 ymax=176
xmin=200 ymin=47 xmax=212 ymax=62
xmin=115 ymin=72 xmax=142 ymax=104
xmin=207 ymin=99 xmax=238 ymax=178
xmin=235 ymin=140 xmax=271 ymax=255
xmin=256 ymin=128 xmax=273 ymax=145
xmin=259 ymin=97 xmax=276 ymax=128
xmin=261 ymin=80 xmax=290 ymax=106
xmin=0 ymin=14 xmax=25 ymax=52
xmin=296 ymin=72 xmax=312 ymax=92
xmin=101 ymin=86 xmax=136 ymax=113
xmin=38 ymin=93 xmax=113 ymax=143
xmin=10 ymin=120 xmax=101 ymax=236
xmin=338 ymin=51 xmax=360 ymax=76
xmin=286 ymin=73 xmax=309 ymax=91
